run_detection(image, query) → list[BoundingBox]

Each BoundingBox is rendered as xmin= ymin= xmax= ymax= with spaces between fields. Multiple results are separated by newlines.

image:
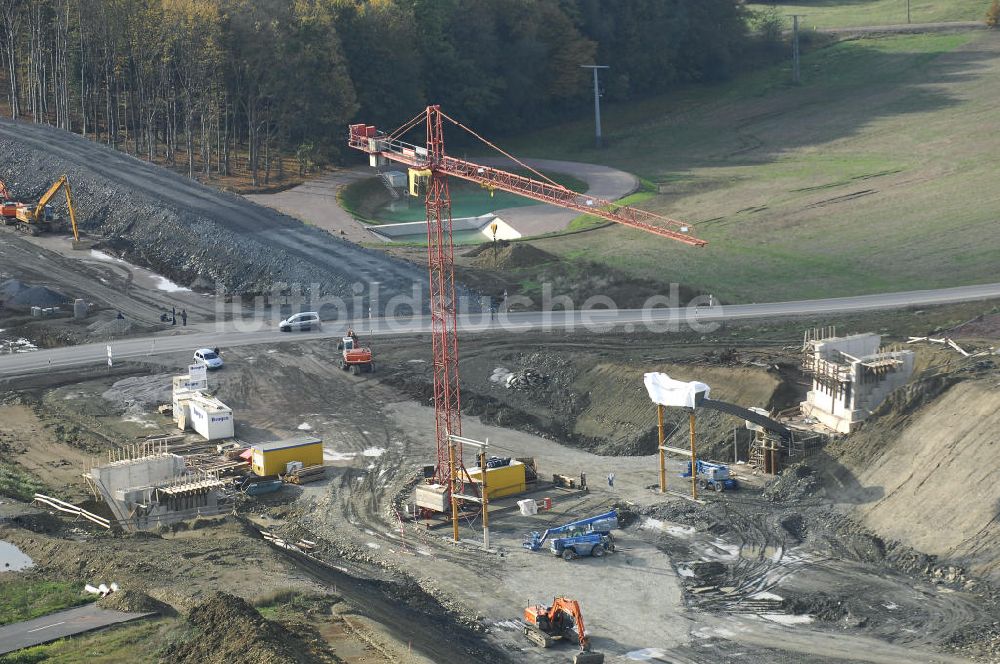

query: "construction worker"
xmin=607 ymin=472 xmax=615 ymax=488
xmin=181 ymin=309 xmax=187 ymax=326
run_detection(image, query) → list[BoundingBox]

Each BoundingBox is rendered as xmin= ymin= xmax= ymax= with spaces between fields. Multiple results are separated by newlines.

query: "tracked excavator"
xmin=523 ymin=597 xmax=604 ymax=664
xmin=8 ymin=175 xmax=83 ymax=245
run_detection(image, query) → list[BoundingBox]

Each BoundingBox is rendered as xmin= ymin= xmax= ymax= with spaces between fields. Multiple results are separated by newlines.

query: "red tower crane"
xmin=348 ymin=106 xmax=705 ymax=504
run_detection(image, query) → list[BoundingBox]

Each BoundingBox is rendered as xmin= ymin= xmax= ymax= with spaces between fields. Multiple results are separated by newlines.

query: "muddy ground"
xmin=2 ymin=305 xmax=999 ymax=662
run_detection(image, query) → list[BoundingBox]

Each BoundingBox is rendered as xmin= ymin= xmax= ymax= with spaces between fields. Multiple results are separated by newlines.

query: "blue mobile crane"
xmin=681 ymin=460 xmax=738 ymax=493
xmin=523 ymin=510 xmax=619 ymax=561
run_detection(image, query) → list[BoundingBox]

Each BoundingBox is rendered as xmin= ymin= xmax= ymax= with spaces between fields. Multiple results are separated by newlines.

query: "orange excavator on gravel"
xmin=523 ymin=597 xmax=604 ymax=664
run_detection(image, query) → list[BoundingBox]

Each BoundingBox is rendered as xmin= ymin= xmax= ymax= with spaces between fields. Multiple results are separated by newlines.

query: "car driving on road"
xmin=193 ymin=348 xmax=223 ymax=370
xmin=279 ymin=311 xmax=322 ymax=332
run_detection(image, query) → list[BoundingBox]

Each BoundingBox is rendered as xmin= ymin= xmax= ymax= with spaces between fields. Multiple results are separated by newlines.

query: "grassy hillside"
xmin=505 ymin=31 xmax=1000 ymax=303
xmin=746 ymin=0 xmax=991 ymax=30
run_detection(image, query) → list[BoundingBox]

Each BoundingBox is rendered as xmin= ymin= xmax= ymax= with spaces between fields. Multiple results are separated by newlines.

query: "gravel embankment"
xmin=0 ymin=118 xmax=426 ymax=308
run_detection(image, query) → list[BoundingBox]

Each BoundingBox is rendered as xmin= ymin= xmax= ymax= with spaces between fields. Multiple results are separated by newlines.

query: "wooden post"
xmin=449 ymin=439 xmax=459 ymax=542
xmin=479 ymin=451 xmax=489 ymax=550
xmin=657 ymin=404 xmax=666 ymax=493
xmin=689 ymin=411 xmax=698 ymax=500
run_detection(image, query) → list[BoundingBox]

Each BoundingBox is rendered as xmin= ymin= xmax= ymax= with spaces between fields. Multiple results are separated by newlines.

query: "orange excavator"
xmin=0 ymin=178 xmax=25 ymax=220
xmin=523 ymin=597 xmax=604 ymax=664
xmin=337 ymin=329 xmax=374 ymax=375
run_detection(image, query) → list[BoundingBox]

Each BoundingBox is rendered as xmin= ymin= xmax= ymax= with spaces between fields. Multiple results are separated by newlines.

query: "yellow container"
xmin=408 ymin=168 xmax=431 ymax=197
xmin=466 ymin=461 xmax=526 ymax=500
xmin=251 ymin=436 xmax=323 ymax=476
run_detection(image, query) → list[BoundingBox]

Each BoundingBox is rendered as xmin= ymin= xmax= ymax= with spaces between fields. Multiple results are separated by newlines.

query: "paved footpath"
xmin=0 ymin=603 xmax=155 ymax=654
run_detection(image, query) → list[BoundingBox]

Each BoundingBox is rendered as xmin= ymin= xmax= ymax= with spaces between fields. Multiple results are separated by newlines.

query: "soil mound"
xmin=163 ymin=592 xmax=312 ymax=664
xmin=468 ymin=241 xmax=558 ymax=269
xmin=6 ymin=285 xmax=67 ymax=309
xmin=98 ymin=588 xmax=171 ymax=614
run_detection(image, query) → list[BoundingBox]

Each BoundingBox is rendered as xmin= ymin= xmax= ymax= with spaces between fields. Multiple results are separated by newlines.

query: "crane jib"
xmin=347 ymin=123 xmax=706 ymax=247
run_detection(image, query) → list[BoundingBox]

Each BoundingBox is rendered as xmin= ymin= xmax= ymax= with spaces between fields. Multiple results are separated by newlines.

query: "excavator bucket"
xmin=573 ymin=651 xmax=605 ymax=664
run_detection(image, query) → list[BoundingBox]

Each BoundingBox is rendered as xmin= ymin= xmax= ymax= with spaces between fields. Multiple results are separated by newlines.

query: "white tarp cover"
xmin=518 ymin=499 xmax=538 ymax=516
xmin=643 ymin=372 xmax=710 ymax=408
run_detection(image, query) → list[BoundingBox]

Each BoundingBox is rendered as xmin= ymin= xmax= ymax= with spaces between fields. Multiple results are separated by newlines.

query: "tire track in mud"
xmin=644 ymin=494 xmax=992 ymax=653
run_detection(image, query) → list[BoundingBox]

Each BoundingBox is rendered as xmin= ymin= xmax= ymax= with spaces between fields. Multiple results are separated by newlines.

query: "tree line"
xmin=0 ymin=0 xmax=754 ymax=187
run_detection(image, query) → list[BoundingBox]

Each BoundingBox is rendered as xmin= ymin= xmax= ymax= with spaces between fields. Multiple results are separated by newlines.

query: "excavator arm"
xmin=15 ymin=175 xmax=79 ymax=241
xmin=0 ymin=178 xmax=10 ymax=200
xmin=549 ymin=598 xmax=592 ymax=651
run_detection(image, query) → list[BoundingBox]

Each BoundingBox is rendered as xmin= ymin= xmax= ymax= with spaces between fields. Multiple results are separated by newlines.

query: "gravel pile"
xmin=98 ymin=588 xmax=171 ymax=614
xmin=0 ymin=119 xmax=429 ymax=308
xmin=5 ymin=285 xmax=67 ymax=309
xmin=0 ymin=279 xmax=29 ymax=298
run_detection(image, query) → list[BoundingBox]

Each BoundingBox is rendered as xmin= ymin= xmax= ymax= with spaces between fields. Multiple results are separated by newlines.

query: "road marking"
xmin=27 ymin=621 xmax=66 ymax=633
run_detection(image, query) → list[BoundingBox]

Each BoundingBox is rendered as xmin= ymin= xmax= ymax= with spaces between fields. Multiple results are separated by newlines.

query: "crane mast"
xmin=348 ymin=105 xmax=705 ymax=497
xmin=423 ymin=106 xmax=463 ymax=486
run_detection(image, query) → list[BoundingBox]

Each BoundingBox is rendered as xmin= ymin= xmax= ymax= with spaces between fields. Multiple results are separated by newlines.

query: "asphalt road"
xmin=1 ymin=282 xmax=998 ymax=378
xmin=0 ymin=604 xmax=153 ymax=655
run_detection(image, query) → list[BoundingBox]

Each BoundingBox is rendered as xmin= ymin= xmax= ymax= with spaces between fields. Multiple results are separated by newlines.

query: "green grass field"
xmin=0 ymin=579 xmax=92 ymax=626
xmin=747 ymin=0 xmax=992 ymax=30
xmin=502 ymin=30 xmax=1000 ymax=302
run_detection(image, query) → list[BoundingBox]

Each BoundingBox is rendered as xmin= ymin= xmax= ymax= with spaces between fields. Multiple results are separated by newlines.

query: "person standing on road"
xmin=607 ymin=472 xmax=615 ymax=488
xmin=181 ymin=309 xmax=187 ymax=326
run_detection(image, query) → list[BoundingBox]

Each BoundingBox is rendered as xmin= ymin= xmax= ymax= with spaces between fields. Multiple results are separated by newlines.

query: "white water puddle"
xmin=323 ymin=449 xmax=356 ymax=462
xmin=492 ymin=619 xmax=522 ymax=631
xmin=90 ymin=249 xmax=192 ymax=293
xmin=761 ymin=613 xmax=813 ymax=625
xmin=750 ymin=591 xmax=784 ymax=601
xmin=698 ymin=539 xmax=740 ymax=561
xmin=676 ymin=565 xmax=696 ymax=578
xmin=626 ymin=648 xmax=669 ymax=661
xmin=122 ymin=414 xmax=159 ymax=429
xmin=366 ymin=542 xmax=381 ymax=550
xmin=361 ymin=430 xmax=371 ymax=435
xmin=0 ymin=541 xmax=34 ymax=571
xmin=362 ymin=447 xmax=385 ymax=457
xmin=297 ymin=422 xmax=313 ymax=431
xmin=152 ymin=275 xmax=191 ymax=293
xmin=884 ymin=601 xmax=899 ymax=610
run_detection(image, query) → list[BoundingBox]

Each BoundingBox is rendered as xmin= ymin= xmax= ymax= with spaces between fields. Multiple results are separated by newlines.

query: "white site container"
xmin=415 ymin=483 xmax=449 ymax=512
xmin=186 ymin=394 xmax=234 ymax=441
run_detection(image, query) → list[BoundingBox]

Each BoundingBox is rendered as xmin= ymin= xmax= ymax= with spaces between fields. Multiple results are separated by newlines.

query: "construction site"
xmin=2 ymin=13 xmax=1000 ymax=664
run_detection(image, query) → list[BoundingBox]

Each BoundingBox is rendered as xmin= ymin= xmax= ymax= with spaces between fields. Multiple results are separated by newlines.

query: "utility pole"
xmin=907 ymin=0 xmax=911 ymax=24
xmin=580 ymin=65 xmax=609 ymax=148
xmin=789 ymin=15 xmax=803 ymax=84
